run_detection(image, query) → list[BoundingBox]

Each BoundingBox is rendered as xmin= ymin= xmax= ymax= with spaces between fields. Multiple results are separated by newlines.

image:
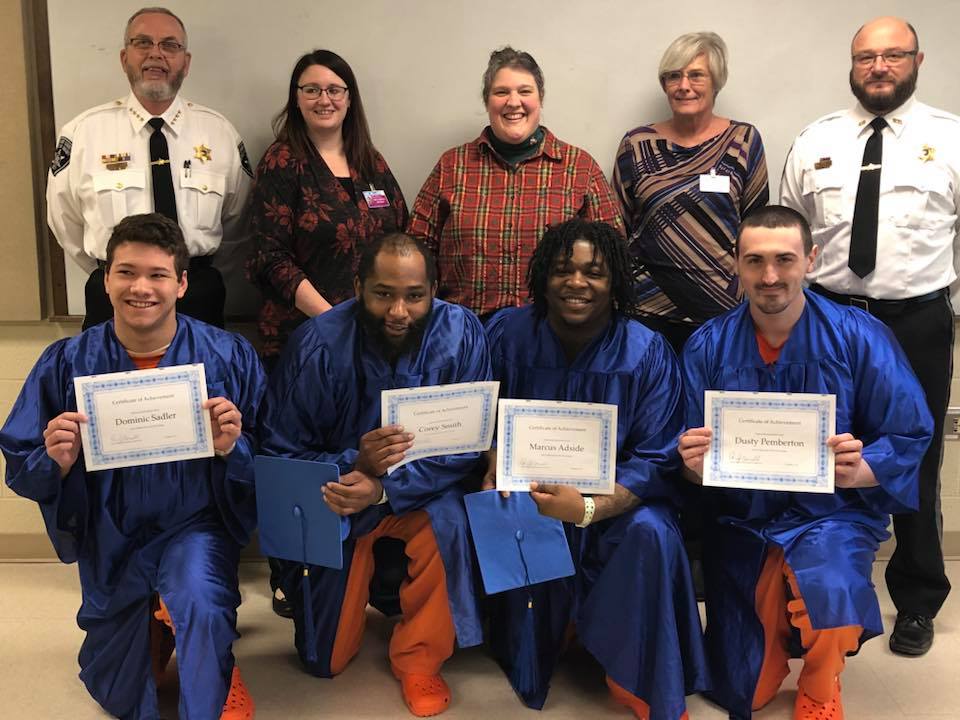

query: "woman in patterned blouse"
xmin=247 ymin=49 xmax=408 ymax=364
xmin=613 ymin=32 xmax=769 ymax=354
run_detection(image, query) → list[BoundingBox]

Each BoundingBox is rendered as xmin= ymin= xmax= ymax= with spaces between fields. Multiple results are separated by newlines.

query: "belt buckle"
xmin=851 ymin=297 xmax=870 ymax=312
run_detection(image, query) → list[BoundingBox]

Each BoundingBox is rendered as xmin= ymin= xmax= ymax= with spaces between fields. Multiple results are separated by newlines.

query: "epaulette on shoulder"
xmin=796 ymin=110 xmax=846 ymax=138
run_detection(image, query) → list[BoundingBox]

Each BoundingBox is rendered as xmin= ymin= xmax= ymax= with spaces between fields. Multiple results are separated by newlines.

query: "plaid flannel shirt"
xmin=407 ymin=127 xmax=624 ymax=316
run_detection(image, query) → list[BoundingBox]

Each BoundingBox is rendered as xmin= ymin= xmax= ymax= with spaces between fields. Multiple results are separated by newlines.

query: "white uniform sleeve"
xmin=46 ymin=123 xmax=96 ymax=273
xmin=779 ymin=136 xmax=807 ymax=219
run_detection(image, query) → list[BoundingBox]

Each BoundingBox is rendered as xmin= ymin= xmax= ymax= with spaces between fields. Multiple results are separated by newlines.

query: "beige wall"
xmin=1 ymin=1 xmax=960 ymax=559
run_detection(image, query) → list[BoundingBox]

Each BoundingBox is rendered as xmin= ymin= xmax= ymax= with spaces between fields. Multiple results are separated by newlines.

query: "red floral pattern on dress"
xmin=247 ymin=141 xmax=408 ymax=358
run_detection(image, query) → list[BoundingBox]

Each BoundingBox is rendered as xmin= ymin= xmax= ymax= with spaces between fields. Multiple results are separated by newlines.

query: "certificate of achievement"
xmin=702 ymin=390 xmax=836 ymax=493
xmin=497 ymin=399 xmax=618 ymax=495
xmin=380 ymin=381 xmax=500 ymax=473
xmin=74 ymin=364 xmax=214 ymax=471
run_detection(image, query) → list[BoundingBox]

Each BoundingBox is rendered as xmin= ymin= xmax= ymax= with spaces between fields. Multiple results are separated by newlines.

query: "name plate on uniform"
xmin=380 ymin=381 xmax=500 ymax=474
xmin=497 ymin=399 xmax=617 ymax=495
xmin=702 ymin=390 xmax=835 ymax=493
xmin=74 ymin=364 xmax=214 ymax=471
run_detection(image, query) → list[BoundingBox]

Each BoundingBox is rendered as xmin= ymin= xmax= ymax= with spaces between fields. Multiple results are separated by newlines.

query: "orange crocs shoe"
xmin=606 ymin=676 xmax=689 ymax=720
xmin=149 ymin=595 xmax=175 ymax=685
xmin=154 ymin=596 xmax=175 ymax=634
xmin=391 ymin=665 xmax=451 ymax=717
xmin=795 ymin=678 xmax=843 ymax=720
xmin=149 ymin=614 xmax=175 ymax=684
xmin=221 ymin=665 xmax=255 ymax=720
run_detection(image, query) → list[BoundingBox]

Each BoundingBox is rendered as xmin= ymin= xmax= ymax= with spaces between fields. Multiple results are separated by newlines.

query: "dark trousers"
xmin=82 ymin=257 xmax=226 ymax=330
xmin=812 ymin=286 xmax=953 ymax=617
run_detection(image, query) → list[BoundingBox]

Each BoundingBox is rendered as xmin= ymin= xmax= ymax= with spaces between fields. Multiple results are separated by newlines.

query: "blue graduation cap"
xmin=254 ymin=455 xmax=347 ymax=570
xmin=464 ymin=490 xmax=575 ymax=595
xmin=254 ymin=455 xmax=349 ymax=664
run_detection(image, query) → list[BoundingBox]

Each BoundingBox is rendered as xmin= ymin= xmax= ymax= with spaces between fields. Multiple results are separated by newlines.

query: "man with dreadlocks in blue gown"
xmin=481 ymin=218 xmax=709 ymax=720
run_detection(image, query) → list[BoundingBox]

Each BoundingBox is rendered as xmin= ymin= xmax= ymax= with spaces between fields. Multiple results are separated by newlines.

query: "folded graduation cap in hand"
xmin=464 ymin=490 xmax=575 ymax=595
xmin=254 ymin=455 xmax=347 ymax=570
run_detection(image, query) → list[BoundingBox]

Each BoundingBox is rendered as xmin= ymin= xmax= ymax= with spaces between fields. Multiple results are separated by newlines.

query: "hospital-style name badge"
xmin=362 ymin=187 xmax=390 ymax=208
xmin=194 ymin=144 xmax=212 ymax=163
xmin=920 ymin=145 xmax=936 ymax=162
xmin=101 ymin=152 xmax=131 ymax=170
xmin=699 ymin=168 xmax=730 ymax=193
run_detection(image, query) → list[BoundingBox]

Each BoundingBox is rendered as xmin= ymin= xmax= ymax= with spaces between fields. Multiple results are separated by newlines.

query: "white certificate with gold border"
xmin=74 ymin=364 xmax=214 ymax=471
xmin=702 ymin=390 xmax=835 ymax=493
xmin=496 ymin=399 xmax=617 ymax=495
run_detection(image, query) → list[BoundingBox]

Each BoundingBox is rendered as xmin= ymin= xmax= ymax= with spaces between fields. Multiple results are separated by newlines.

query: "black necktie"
xmin=848 ymin=116 xmax=887 ymax=278
xmin=148 ymin=117 xmax=178 ymax=223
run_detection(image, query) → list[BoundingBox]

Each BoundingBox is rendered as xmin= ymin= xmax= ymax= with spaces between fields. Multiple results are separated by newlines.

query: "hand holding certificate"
xmin=379 ymin=381 xmax=500 ymax=473
xmin=701 ymin=390 xmax=835 ymax=493
xmin=74 ymin=364 xmax=214 ymax=471
xmin=496 ymin=399 xmax=617 ymax=495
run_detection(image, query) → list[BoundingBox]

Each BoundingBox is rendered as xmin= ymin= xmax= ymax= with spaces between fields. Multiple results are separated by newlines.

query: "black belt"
xmin=97 ymin=255 xmax=214 ymax=270
xmin=809 ymin=284 xmax=946 ymax=313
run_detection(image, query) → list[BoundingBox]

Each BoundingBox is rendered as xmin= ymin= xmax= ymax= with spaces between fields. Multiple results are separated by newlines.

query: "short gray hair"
xmin=481 ymin=47 xmax=544 ymax=103
xmin=658 ymin=32 xmax=728 ymax=93
xmin=123 ymin=7 xmax=187 ymax=47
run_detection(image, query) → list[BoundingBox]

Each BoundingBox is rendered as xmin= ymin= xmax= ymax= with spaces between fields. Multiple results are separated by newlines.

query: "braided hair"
xmin=526 ymin=219 xmax=635 ymax=315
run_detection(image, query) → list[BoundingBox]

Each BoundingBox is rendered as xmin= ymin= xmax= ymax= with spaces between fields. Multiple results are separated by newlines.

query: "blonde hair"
xmin=658 ymin=32 xmax=728 ymax=93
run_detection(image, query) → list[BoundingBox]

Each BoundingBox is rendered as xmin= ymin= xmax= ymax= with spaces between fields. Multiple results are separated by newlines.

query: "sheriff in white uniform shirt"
xmin=781 ymin=15 xmax=960 ymax=659
xmin=46 ymin=7 xmax=252 ymax=328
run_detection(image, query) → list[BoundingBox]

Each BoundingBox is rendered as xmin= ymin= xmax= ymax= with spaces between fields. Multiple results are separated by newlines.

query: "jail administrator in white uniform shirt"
xmin=46 ymin=92 xmax=253 ymax=326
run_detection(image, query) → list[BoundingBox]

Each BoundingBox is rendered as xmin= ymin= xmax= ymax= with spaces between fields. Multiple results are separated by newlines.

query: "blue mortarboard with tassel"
xmin=464 ymin=490 xmax=574 ymax=594
xmin=254 ymin=455 xmax=349 ymax=663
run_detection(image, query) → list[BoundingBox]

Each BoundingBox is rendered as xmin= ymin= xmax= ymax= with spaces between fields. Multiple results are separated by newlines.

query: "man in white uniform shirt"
xmin=781 ymin=15 xmax=960 ymax=657
xmin=46 ymin=6 xmax=253 ymax=329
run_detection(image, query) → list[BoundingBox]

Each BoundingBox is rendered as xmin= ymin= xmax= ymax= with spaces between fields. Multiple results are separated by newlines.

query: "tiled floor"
xmin=0 ymin=560 xmax=956 ymax=719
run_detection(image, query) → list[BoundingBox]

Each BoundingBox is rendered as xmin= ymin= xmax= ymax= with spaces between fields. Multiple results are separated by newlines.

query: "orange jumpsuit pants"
xmin=330 ymin=510 xmax=456 ymax=676
xmin=752 ymin=546 xmax=863 ymax=709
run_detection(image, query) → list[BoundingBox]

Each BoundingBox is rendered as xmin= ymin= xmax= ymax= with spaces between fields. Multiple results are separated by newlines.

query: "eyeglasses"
xmin=852 ymin=50 xmax=918 ymax=67
xmin=661 ymin=70 xmax=710 ymax=87
xmin=297 ymin=84 xmax=349 ymax=101
xmin=127 ymin=36 xmax=186 ymax=54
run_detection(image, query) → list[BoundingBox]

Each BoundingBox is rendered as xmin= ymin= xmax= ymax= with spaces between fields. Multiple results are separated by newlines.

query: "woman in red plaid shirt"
xmin=407 ymin=47 xmax=625 ymax=321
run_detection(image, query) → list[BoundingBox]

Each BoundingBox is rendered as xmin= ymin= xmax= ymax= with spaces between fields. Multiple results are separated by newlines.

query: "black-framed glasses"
xmin=127 ymin=36 xmax=186 ymax=54
xmin=852 ymin=50 xmax=918 ymax=67
xmin=297 ymin=84 xmax=349 ymax=101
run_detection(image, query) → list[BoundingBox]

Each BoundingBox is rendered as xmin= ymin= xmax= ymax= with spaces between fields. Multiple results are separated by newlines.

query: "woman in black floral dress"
xmin=247 ymin=49 xmax=408 ymax=616
xmin=247 ymin=49 xmax=408 ymax=365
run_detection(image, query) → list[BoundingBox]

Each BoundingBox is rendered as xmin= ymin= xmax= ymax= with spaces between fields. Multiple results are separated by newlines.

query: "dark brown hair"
xmin=106 ymin=213 xmax=189 ymax=276
xmin=273 ymin=50 xmax=378 ymax=180
xmin=737 ymin=205 xmax=813 ymax=255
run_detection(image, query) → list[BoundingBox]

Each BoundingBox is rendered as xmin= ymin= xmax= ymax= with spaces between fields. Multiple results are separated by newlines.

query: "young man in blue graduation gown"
xmin=481 ymin=219 xmax=708 ymax=720
xmin=259 ymin=233 xmax=490 ymax=717
xmin=679 ymin=206 xmax=932 ymax=720
xmin=0 ymin=214 xmax=264 ymax=720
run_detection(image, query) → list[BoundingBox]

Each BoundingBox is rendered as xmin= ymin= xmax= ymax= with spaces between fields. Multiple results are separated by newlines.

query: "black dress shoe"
xmin=272 ymin=588 xmax=295 ymax=619
xmin=889 ymin=613 xmax=934 ymax=656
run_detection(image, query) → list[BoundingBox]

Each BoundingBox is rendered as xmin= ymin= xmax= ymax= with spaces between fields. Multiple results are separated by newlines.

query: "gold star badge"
xmin=920 ymin=145 xmax=936 ymax=162
xmin=194 ymin=144 xmax=212 ymax=163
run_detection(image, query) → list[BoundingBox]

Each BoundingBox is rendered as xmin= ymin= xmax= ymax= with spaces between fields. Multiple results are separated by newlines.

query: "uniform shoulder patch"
xmin=238 ymin=141 xmax=253 ymax=178
xmin=50 ymin=136 xmax=72 ymax=176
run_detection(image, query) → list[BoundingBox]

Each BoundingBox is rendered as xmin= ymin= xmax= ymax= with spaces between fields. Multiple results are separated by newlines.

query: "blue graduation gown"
xmin=484 ymin=306 xmax=709 ymax=719
xmin=681 ymin=290 xmax=932 ymax=719
xmin=0 ymin=316 xmax=266 ymax=720
xmin=258 ymin=299 xmax=491 ymax=675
